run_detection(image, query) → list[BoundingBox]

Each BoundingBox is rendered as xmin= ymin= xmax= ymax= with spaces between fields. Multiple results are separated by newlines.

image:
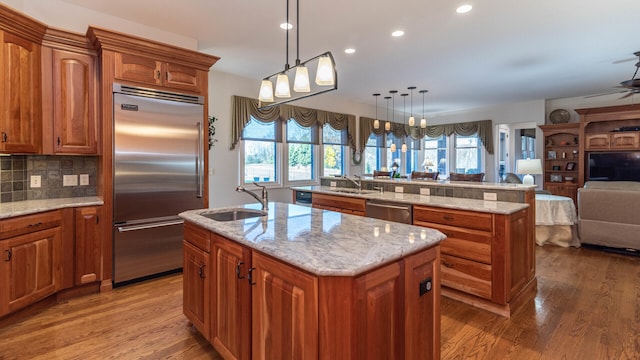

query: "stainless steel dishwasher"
xmin=365 ymin=200 xmax=413 ymax=224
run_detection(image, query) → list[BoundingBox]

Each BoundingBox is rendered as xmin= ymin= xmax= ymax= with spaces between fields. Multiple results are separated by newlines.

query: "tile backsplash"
xmin=0 ymin=155 xmax=98 ymax=203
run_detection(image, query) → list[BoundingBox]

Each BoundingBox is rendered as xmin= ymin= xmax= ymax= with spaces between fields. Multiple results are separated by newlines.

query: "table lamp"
xmin=516 ymin=158 xmax=542 ymax=185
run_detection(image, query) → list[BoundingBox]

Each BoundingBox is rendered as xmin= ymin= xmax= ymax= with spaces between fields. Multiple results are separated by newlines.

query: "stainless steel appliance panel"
xmin=113 ymin=92 xmax=204 ymax=222
xmin=113 ymin=218 xmax=184 ymax=284
xmin=365 ymin=200 xmax=413 ymax=224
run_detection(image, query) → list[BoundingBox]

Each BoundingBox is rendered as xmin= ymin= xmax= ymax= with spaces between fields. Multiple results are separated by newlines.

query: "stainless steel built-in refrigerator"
xmin=112 ymin=84 xmax=205 ymax=285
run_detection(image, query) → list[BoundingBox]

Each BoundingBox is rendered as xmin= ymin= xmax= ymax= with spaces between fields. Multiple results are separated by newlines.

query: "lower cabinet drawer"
xmin=417 ymin=222 xmax=491 ymax=264
xmin=441 ymin=254 xmax=492 ymax=300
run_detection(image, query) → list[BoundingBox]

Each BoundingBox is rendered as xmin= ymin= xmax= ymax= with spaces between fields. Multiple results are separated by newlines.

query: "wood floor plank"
xmin=0 ymin=246 xmax=638 ymax=359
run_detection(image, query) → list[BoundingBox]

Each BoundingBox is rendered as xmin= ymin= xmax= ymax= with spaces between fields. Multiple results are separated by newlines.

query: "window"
xmin=364 ymin=133 xmax=383 ymax=174
xmin=423 ymin=135 xmax=447 ymax=175
xmin=322 ymin=124 xmax=345 ymax=177
xmin=520 ymin=130 xmax=536 ymax=160
xmin=454 ymin=134 xmax=483 ymax=174
xmin=287 ymin=119 xmax=316 ymax=182
xmin=242 ymin=117 xmax=279 ymax=183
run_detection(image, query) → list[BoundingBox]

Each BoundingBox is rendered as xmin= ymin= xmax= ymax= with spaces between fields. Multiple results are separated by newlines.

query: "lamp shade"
xmin=293 ymin=65 xmax=310 ymax=92
xmin=385 ymin=121 xmax=391 ymax=131
xmin=275 ymin=73 xmax=291 ymax=98
xmin=390 ymin=143 xmax=396 ymax=152
xmin=401 ymin=143 xmax=407 ymax=152
xmin=408 ymin=116 xmax=415 ymax=127
xmin=258 ymin=80 xmax=274 ymax=102
xmin=420 ymin=117 xmax=427 ymax=128
xmin=516 ymin=158 xmax=542 ymax=185
xmin=315 ymin=55 xmax=335 ymax=86
xmin=373 ymin=119 xmax=380 ymax=129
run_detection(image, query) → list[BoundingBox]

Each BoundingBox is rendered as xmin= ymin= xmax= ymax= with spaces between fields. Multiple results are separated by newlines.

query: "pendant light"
xmin=384 ymin=95 xmax=392 ymax=132
xmin=419 ymin=89 xmax=429 ymax=128
xmin=373 ymin=93 xmax=381 ymax=129
xmin=400 ymin=93 xmax=408 ymax=153
xmin=408 ymin=86 xmax=416 ymax=127
xmin=389 ymin=90 xmax=397 ymax=152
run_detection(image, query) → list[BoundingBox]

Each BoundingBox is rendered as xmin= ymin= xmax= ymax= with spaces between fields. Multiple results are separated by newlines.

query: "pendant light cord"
xmin=296 ymin=0 xmax=300 ymax=65
xmin=285 ymin=0 xmax=290 ymax=70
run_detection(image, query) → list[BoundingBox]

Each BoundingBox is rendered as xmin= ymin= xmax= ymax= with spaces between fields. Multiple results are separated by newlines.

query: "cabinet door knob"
xmin=5 ymin=249 xmax=11 ymax=261
xmin=236 ymin=261 xmax=245 ymax=279
xmin=198 ymin=264 xmax=205 ymax=278
xmin=442 ymin=261 xmax=454 ymax=268
xmin=1 ymin=132 xmax=7 ymax=143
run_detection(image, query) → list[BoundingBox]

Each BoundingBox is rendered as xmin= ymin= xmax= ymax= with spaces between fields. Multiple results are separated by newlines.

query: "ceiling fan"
xmin=585 ymin=51 xmax=640 ymax=99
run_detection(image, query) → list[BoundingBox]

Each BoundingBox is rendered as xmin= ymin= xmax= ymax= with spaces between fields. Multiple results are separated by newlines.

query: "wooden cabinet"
xmin=0 ymin=211 xmax=62 ymax=317
xmin=210 ymin=232 xmax=251 ymax=360
xmin=252 ymin=252 xmax=318 ymax=360
xmin=413 ymin=205 xmax=534 ymax=317
xmin=183 ymin=222 xmax=211 ymax=340
xmin=41 ymin=28 xmax=98 ymax=155
xmin=312 ymin=193 xmax=366 ymax=216
xmin=184 ymin=221 xmax=441 ymax=359
xmin=539 ymin=123 xmax=580 ymax=202
xmin=114 ymin=53 xmax=206 ymax=94
xmin=0 ymin=30 xmax=43 ymax=153
xmin=74 ymin=206 xmax=101 ymax=285
xmin=584 ymin=131 xmax=640 ymax=150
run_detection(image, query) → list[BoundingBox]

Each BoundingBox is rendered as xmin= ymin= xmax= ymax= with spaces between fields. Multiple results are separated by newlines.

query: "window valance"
xmin=359 ymin=117 xmax=494 ymax=154
xmin=231 ymin=95 xmax=356 ymax=150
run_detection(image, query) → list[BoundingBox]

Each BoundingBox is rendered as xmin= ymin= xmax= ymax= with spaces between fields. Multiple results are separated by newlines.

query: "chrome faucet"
xmin=236 ymin=182 xmax=269 ymax=210
xmin=343 ymin=174 xmax=362 ymax=190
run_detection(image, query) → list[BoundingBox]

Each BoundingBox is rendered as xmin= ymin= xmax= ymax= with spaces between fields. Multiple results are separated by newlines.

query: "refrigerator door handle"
xmin=116 ymin=219 xmax=184 ymax=233
xmin=196 ymin=121 xmax=204 ymax=198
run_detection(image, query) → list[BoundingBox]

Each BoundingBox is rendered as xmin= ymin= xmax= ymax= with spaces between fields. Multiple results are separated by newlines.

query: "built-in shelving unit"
xmin=539 ymin=123 xmax=580 ymax=205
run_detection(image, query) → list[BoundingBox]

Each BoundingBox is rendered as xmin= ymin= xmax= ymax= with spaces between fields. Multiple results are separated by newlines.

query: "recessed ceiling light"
xmin=456 ymin=4 xmax=473 ymax=14
xmin=392 ymin=30 xmax=405 ymax=37
xmin=345 ymin=48 xmax=356 ymax=54
xmin=280 ymin=22 xmax=293 ymax=30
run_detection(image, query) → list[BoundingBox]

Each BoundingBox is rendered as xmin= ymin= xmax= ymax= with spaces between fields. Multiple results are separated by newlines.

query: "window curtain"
xmin=231 ymin=95 xmax=356 ymax=150
xmin=359 ymin=117 xmax=494 ymax=155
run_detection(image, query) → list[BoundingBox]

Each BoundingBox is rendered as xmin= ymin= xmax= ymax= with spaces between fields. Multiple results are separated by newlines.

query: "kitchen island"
xmin=179 ymin=202 xmax=445 ymax=360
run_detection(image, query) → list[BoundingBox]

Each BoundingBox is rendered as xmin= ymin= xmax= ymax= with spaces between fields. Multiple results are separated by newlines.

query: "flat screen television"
xmin=588 ymin=151 xmax=640 ymax=182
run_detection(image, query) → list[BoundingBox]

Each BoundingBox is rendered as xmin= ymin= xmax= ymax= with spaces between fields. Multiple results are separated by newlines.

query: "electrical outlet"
xmin=79 ymin=174 xmax=90 ymax=186
xmin=394 ymin=186 xmax=404 ymax=193
xmin=30 ymin=175 xmax=41 ymax=188
xmin=420 ymin=188 xmax=430 ymax=195
xmin=483 ymin=192 xmax=497 ymax=201
xmin=63 ymin=174 xmax=78 ymax=186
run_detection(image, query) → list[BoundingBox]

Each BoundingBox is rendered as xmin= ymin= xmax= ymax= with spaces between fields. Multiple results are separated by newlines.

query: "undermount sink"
xmin=201 ymin=208 xmax=268 ymax=221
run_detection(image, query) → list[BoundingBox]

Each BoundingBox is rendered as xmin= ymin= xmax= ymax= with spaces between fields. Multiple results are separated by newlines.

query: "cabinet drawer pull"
xmin=1 ymin=132 xmax=6 ymax=143
xmin=198 ymin=264 xmax=205 ymax=279
xmin=443 ymin=215 xmax=454 ymax=221
xmin=442 ymin=261 xmax=454 ymax=268
xmin=236 ymin=261 xmax=245 ymax=279
xmin=156 ymin=70 xmax=161 ymax=79
xmin=5 ymin=249 xmax=11 ymax=261
xmin=247 ymin=267 xmax=256 ymax=286
xmin=28 ymin=222 xmax=43 ymax=228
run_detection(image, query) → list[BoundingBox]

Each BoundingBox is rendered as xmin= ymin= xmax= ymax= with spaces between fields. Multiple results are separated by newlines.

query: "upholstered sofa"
xmin=578 ymin=181 xmax=640 ymax=251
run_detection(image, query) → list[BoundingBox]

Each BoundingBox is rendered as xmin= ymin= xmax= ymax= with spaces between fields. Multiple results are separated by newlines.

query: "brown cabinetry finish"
xmin=539 ymin=123 xmax=580 ymax=203
xmin=0 ymin=211 xmax=63 ymax=317
xmin=114 ymin=53 xmax=204 ymax=94
xmin=0 ymin=31 xmax=42 ymax=153
xmin=413 ymin=205 xmax=534 ymax=317
xmin=211 ymin=232 xmax=251 ymax=360
xmin=252 ymin=252 xmax=319 ymax=360
xmin=74 ymin=206 xmax=101 ymax=285
xmin=183 ymin=222 xmax=211 ymax=340
xmin=311 ymin=193 xmax=366 ymax=216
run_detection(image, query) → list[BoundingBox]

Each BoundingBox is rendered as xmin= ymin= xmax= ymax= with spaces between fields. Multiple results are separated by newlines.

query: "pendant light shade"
xmin=259 ymin=79 xmax=274 ymax=102
xmin=275 ymin=73 xmax=291 ymax=98
xmin=419 ymin=89 xmax=429 ymax=128
xmin=374 ymin=119 xmax=380 ymax=129
xmin=409 ymin=116 xmax=415 ymax=127
xmin=293 ymin=65 xmax=310 ymax=92
xmin=408 ymin=86 xmax=416 ymax=127
xmin=390 ymin=143 xmax=396 ymax=152
xmin=384 ymin=96 xmax=391 ymax=131
xmin=401 ymin=143 xmax=407 ymax=152
xmin=315 ymin=55 xmax=335 ymax=85
xmin=385 ymin=121 xmax=391 ymax=131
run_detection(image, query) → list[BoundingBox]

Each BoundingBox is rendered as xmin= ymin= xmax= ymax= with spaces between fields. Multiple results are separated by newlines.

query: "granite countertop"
xmin=180 ymin=202 xmax=445 ymax=277
xmin=325 ymin=176 xmax=537 ymax=192
xmin=294 ymin=186 xmax=529 ymax=214
xmin=0 ymin=197 xmax=104 ymax=219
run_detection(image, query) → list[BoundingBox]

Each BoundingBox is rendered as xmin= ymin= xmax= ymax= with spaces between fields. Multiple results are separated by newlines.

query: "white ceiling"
xmin=59 ymin=0 xmax=639 ymax=114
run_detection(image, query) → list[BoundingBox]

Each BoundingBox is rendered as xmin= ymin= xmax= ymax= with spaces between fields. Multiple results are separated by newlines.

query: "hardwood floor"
xmin=1 ymin=246 xmax=638 ymax=359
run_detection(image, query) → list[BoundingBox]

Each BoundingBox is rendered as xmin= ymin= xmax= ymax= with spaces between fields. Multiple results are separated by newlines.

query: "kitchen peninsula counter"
xmin=294 ymin=185 xmax=529 ymax=215
xmin=0 ymin=196 xmax=104 ymax=219
xmin=179 ymin=202 xmax=444 ymax=359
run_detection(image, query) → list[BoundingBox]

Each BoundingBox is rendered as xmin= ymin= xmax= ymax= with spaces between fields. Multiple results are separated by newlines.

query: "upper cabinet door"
xmin=51 ymin=49 xmax=98 ymax=154
xmin=114 ymin=53 xmax=163 ymax=87
xmin=0 ymin=31 xmax=42 ymax=154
